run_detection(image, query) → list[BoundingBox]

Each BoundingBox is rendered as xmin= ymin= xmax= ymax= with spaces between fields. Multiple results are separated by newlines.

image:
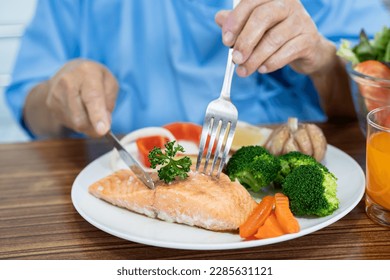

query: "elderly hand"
xmin=45 ymin=59 xmax=118 ymax=137
xmin=215 ymin=0 xmax=336 ymax=77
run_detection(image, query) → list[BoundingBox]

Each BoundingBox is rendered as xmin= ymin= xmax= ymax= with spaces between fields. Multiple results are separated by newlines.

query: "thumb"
xmin=215 ymin=10 xmax=230 ymax=28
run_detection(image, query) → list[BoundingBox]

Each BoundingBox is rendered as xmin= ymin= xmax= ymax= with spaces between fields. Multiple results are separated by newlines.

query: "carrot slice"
xmin=163 ymin=122 xmax=202 ymax=143
xmin=274 ymin=193 xmax=300 ymax=234
xmin=254 ymin=211 xmax=285 ymax=239
xmin=239 ymin=195 xmax=275 ymax=239
xmin=136 ymin=136 xmax=169 ymax=167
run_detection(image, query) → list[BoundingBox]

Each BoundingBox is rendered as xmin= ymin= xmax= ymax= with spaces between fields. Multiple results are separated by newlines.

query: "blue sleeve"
xmin=5 ymin=0 xmax=80 ymax=135
xmin=303 ymin=0 xmax=390 ymax=45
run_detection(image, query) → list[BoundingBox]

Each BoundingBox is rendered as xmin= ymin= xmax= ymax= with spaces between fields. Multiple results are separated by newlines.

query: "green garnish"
xmin=148 ymin=141 xmax=192 ymax=183
xmin=337 ymin=27 xmax=390 ymax=64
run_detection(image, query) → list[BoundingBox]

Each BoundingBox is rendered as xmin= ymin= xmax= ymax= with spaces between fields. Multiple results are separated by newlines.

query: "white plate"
xmin=71 ymin=145 xmax=365 ymax=250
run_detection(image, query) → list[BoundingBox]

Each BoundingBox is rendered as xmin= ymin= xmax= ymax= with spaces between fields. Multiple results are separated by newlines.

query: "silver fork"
xmin=195 ymin=47 xmax=238 ymax=177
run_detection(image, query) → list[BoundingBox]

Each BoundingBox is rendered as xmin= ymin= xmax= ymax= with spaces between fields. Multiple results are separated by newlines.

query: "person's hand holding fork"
xmin=215 ymin=0 xmax=355 ymax=119
xmin=215 ymin=0 xmax=337 ymax=77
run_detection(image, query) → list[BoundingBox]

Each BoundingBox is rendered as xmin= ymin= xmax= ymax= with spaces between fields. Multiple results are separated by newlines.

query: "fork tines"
xmin=196 ymin=108 xmax=237 ymax=177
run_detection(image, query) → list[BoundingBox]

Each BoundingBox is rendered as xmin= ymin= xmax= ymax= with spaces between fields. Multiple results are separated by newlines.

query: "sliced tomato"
xmin=354 ymin=60 xmax=390 ymax=80
xmin=163 ymin=122 xmax=220 ymax=156
xmin=136 ymin=122 xmax=217 ymax=168
xmin=355 ymin=60 xmax=390 ymax=108
xmin=136 ymin=135 xmax=169 ymax=167
xmin=163 ymin=122 xmax=202 ymax=143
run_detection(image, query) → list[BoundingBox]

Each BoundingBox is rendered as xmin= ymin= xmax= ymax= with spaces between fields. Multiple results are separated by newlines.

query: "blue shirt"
xmin=5 ymin=0 xmax=390 ymax=137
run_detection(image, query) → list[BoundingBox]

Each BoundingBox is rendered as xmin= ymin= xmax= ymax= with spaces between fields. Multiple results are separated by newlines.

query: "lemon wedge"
xmin=231 ymin=121 xmax=273 ymax=151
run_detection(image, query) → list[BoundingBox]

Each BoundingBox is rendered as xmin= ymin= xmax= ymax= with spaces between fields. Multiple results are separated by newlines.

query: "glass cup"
xmin=365 ymin=106 xmax=390 ymax=226
xmin=347 ymin=63 xmax=390 ymax=135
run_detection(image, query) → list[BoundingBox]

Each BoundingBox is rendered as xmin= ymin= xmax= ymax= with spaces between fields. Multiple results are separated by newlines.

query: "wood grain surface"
xmin=1 ymin=121 xmax=390 ymax=260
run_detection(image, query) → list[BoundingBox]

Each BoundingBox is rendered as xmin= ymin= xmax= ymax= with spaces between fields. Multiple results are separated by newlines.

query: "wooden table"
xmin=1 ymin=120 xmax=390 ymax=260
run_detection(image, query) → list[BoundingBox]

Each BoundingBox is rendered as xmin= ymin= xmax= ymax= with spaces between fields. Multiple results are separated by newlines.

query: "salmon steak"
xmin=88 ymin=169 xmax=257 ymax=232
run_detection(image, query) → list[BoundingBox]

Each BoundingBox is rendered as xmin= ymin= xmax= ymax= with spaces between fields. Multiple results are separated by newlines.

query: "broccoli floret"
xmin=281 ymin=164 xmax=339 ymax=217
xmin=274 ymin=151 xmax=328 ymax=185
xmin=225 ymin=146 xmax=281 ymax=192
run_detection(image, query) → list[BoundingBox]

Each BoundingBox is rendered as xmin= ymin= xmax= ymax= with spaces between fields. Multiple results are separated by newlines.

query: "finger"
xmin=47 ymin=75 xmax=90 ymax=132
xmin=102 ymin=69 xmax=118 ymax=132
xmin=237 ymin=16 xmax=301 ymax=76
xmin=258 ymin=34 xmax=310 ymax=73
xmin=66 ymin=88 xmax=91 ymax=133
xmin=215 ymin=10 xmax=230 ymax=28
xmin=103 ymin=68 xmax=118 ymax=113
xmin=221 ymin=0 xmax=273 ymax=46
xmin=80 ymin=72 xmax=110 ymax=136
xmin=233 ymin=1 xmax=289 ymax=65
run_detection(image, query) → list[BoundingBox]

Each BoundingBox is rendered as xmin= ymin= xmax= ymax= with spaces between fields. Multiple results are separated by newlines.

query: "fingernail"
xmin=96 ymin=121 xmax=107 ymax=135
xmin=232 ymin=50 xmax=244 ymax=64
xmin=258 ymin=65 xmax=268 ymax=74
xmin=237 ymin=66 xmax=247 ymax=77
xmin=223 ymin=31 xmax=234 ymax=45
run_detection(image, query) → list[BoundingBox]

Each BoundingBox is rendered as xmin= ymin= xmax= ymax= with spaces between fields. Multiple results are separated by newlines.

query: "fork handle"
xmin=220 ymin=48 xmax=236 ymax=101
xmin=220 ymin=0 xmax=239 ymax=100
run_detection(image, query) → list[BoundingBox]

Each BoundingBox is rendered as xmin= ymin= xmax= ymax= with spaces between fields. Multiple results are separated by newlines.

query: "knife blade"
xmin=105 ymin=131 xmax=155 ymax=189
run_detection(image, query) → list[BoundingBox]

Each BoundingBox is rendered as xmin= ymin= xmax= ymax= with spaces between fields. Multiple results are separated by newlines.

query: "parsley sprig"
xmin=148 ymin=141 xmax=192 ymax=183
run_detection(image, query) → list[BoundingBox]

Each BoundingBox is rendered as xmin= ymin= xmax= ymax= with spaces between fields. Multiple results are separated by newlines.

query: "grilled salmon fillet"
xmin=89 ymin=169 xmax=257 ymax=231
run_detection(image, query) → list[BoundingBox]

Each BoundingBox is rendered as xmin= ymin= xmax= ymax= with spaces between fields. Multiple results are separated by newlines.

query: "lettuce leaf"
xmin=336 ymin=40 xmax=360 ymax=64
xmin=384 ymin=40 xmax=390 ymax=62
xmin=353 ymin=30 xmax=376 ymax=62
xmin=372 ymin=26 xmax=390 ymax=61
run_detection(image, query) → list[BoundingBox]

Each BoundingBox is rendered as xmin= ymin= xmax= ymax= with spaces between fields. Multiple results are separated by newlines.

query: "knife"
xmin=105 ymin=131 xmax=155 ymax=189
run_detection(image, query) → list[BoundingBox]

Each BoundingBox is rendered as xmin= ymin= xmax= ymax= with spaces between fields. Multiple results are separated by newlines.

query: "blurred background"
xmin=0 ymin=0 xmax=36 ymax=143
